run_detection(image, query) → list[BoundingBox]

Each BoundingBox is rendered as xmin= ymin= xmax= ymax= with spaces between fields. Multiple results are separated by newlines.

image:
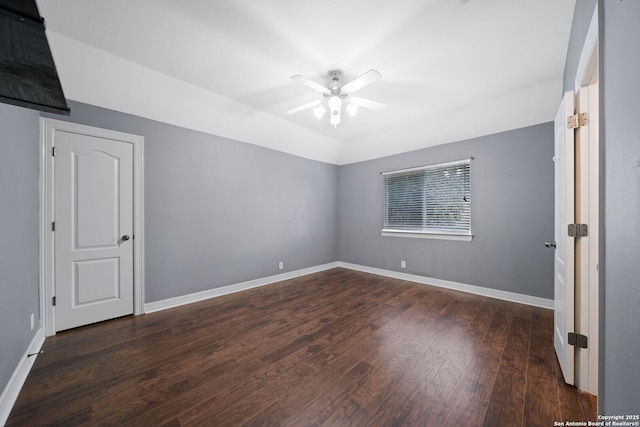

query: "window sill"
xmin=381 ymin=230 xmax=473 ymax=241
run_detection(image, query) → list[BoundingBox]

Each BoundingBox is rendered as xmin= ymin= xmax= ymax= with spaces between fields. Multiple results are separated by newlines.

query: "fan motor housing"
xmin=327 ymin=70 xmax=343 ymax=92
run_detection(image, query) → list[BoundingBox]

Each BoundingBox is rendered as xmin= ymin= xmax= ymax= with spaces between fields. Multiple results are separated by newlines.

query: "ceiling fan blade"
xmin=291 ymin=75 xmax=331 ymax=95
xmin=348 ymin=96 xmax=388 ymax=111
xmin=340 ymin=69 xmax=382 ymax=95
xmin=285 ymin=99 xmax=323 ymax=115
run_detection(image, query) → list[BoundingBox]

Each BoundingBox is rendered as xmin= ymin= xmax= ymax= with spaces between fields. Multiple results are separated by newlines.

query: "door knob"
xmin=545 ymin=241 xmax=556 ymax=248
xmin=121 ymin=235 xmax=131 ymax=241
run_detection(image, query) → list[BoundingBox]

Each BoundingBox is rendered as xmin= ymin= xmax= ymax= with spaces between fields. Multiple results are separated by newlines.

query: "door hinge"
xmin=52 ymin=296 xmax=56 ymax=306
xmin=51 ymin=221 xmax=55 ymax=232
xmin=568 ymin=332 xmax=588 ymax=349
xmin=568 ymin=223 xmax=588 ymax=238
xmin=567 ymin=112 xmax=590 ymax=129
xmin=52 ymin=146 xmax=56 ymax=157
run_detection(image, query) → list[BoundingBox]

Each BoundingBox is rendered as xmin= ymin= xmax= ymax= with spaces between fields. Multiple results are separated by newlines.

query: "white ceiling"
xmin=37 ymin=0 xmax=576 ymax=165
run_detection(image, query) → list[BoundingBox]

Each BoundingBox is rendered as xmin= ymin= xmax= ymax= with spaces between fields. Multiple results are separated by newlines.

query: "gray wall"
xmin=338 ymin=123 xmax=554 ymax=299
xmin=0 ymin=103 xmax=41 ymax=395
xmin=599 ymin=0 xmax=640 ymax=415
xmin=45 ymin=101 xmax=338 ymax=302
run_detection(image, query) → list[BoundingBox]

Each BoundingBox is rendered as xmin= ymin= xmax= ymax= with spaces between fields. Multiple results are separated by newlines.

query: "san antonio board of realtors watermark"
xmin=554 ymin=414 xmax=640 ymax=426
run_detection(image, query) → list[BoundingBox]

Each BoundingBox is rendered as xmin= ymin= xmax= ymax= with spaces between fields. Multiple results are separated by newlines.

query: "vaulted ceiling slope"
xmin=37 ymin=0 xmax=576 ymax=165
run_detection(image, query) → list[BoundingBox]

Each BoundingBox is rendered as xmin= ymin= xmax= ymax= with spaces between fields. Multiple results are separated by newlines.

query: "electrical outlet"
xmin=278 ymin=261 xmax=284 ymax=270
xmin=401 ymin=260 xmax=406 ymax=269
xmin=30 ymin=313 xmax=34 ymax=330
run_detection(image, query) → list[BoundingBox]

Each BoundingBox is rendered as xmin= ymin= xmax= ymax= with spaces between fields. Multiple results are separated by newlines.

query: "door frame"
xmin=572 ymin=6 xmax=599 ymax=395
xmin=39 ymin=118 xmax=145 ymax=336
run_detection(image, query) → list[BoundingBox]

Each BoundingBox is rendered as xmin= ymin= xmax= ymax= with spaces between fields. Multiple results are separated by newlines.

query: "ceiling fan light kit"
xmin=286 ymin=69 xmax=388 ymax=128
xmin=313 ymin=105 xmax=326 ymax=119
xmin=328 ymin=95 xmax=342 ymax=127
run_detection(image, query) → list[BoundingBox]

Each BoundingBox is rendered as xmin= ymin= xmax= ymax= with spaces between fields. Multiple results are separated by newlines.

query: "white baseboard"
xmin=144 ymin=262 xmax=340 ymax=313
xmin=0 ymin=261 xmax=552 ymax=425
xmin=337 ymin=262 xmax=554 ymax=309
xmin=145 ymin=260 xmax=553 ymax=314
xmin=0 ymin=327 xmax=45 ymax=426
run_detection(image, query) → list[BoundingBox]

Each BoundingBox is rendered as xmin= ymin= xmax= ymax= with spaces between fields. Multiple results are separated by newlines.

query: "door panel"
xmin=74 ymin=258 xmax=120 ymax=305
xmin=554 ymin=92 xmax=575 ymax=385
xmin=74 ymin=150 xmax=120 ymax=248
xmin=55 ymin=130 xmax=134 ymax=332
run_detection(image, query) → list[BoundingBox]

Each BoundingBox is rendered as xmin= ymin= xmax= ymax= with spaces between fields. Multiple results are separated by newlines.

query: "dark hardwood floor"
xmin=8 ymin=268 xmax=596 ymax=426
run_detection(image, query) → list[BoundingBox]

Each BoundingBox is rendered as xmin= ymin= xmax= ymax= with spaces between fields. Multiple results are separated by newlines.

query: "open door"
xmin=553 ymin=91 xmax=575 ymax=385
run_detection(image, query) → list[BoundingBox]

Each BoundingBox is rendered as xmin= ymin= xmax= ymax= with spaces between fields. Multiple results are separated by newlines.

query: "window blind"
xmin=382 ymin=159 xmax=471 ymax=235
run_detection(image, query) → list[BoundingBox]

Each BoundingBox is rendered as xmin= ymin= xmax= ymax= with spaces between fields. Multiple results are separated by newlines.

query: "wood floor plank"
xmin=242 ymin=403 xmax=288 ymax=427
xmin=400 ymin=300 xmax=495 ymax=426
xmin=6 ymin=268 xmax=594 ymax=426
xmin=523 ymin=308 xmax=563 ymax=427
xmin=179 ymin=354 xmax=320 ymax=426
xmin=351 ymin=295 xmax=457 ymax=412
xmin=278 ymin=360 xmax=374 ymax=427
xmin=414 ymin=301 xmax=498 ymax=426
xmin=482 ymin=314 xmax=532 ymax=426
xmin=556 ymin=359 xmax=590 ymax=421
xmin=443 ymin=300 xmax=514 ymax=427
xmin=181 ymin=288 xmax=407 ymax=426
xmin=581 ymin=392 xmax=598 ymax=421
xmin=321 ymin=398 xmax=372 ymax=427
xmin=242 ymin=290 xmax=410 ymax=426
xmin=244 ymin=341 xmax=368 ymax=427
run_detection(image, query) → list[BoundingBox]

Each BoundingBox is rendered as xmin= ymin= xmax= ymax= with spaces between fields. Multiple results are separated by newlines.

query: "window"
xmin=382 ymin=158 xmax=472 ymax=240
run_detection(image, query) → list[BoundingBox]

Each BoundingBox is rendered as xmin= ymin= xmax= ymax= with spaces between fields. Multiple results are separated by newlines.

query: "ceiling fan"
xmin=286 ymin=69 xmax=388 ymax=128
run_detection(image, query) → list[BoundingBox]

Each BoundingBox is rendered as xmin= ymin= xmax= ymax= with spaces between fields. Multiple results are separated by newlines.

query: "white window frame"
xmin=381 ymin=158 xmax=473 ymax=241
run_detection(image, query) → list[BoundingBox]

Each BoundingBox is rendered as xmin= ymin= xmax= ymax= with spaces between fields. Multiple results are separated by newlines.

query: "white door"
xmin=54 ymin=130 xmax=134 ymax=331
xmin=553 ymin=91 xmax=575 ymax=385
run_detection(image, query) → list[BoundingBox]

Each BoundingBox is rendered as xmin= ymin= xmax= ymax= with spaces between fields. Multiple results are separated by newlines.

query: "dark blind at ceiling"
xmin=0 ymin=0 xmax=70 ymax=115
xmin=0 ymin=0 xmax=42 ymax=22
